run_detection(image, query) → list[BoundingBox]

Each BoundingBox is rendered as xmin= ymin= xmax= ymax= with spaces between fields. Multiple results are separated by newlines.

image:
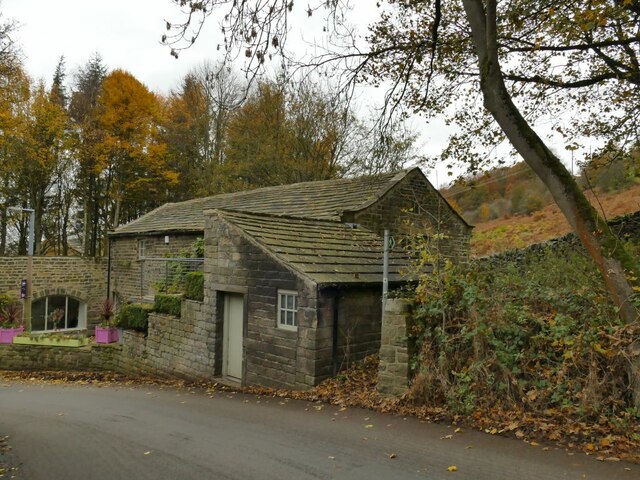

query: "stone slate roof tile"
xmin=111 ymin=170 xmax=409 ymax=236
xmin=217 ymin=210 xmax=417 ymax=285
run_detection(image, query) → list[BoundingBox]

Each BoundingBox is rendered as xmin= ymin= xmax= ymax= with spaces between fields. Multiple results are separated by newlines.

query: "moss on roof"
xmin=216 ymin=210 xmax=417 ymax=285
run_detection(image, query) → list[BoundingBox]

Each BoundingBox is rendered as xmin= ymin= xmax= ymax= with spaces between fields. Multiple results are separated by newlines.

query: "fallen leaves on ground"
xmin=0 ymin=435 xmax=16 ymax=478
xmin=2 ymin=356 xmax=639 ymax=463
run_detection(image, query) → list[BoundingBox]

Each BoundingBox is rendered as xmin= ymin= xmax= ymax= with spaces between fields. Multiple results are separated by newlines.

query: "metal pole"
xmin=24 ymin=210 xmax=34 ymax=331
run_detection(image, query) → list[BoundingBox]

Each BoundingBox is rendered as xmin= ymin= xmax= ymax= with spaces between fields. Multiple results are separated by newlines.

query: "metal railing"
xmin=139 ymin=257 xmax=204 ymax=299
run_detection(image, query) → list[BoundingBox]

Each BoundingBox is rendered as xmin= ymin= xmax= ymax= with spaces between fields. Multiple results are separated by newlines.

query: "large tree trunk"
xmin=461 ymin=0 xmax=640 ymax=405
xmin=82 ymin=197 xmax=89 ymax=256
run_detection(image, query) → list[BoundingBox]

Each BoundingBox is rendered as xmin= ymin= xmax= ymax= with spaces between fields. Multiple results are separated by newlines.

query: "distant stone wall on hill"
xmin=481 ymin=210 xmax=640 ymax=263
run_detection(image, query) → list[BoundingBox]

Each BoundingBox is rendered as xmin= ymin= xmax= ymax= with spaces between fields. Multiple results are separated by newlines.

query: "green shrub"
xmin=0 ymin=293 xmax=13 ymax=311
xmin=154 ymin=294 xmax=182 ymax=317
xmin=407 ymin=240 xmax=636 ymax=419
xmin=184 ymin=271 xmax=204 ymax=301
xmin=116 ymin=303 xmax=153 ymax=333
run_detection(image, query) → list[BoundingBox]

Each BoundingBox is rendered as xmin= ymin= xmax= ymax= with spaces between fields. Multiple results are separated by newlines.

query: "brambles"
xmin=408 ymin=241 xmax=637 ymax=419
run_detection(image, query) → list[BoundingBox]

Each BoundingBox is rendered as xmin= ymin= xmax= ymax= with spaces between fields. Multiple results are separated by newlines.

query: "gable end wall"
xmin=350 ymin=170 xmax=471 ymax=261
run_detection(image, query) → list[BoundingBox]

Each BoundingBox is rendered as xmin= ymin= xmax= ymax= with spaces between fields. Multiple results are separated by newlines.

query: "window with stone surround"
xmin=277 ymin=290 xmax=298 ymax=330
xmin=138 ymin=239 xmax=146 ymax=259
xmin=31 ymin=295 xmax=86 ymax=332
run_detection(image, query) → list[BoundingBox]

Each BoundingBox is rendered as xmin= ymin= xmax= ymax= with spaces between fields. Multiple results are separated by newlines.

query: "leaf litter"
xmin=1 ymin=355 xmax=638 ymax=463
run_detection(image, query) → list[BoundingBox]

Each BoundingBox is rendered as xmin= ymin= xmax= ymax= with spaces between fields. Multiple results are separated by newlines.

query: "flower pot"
xmin=0 ymin=326 xmax=24 ymax=344
xmin=95 ymin=326 xmax=119 ymax=344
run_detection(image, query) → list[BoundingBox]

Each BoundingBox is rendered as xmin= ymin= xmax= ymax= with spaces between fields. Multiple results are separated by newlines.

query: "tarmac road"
xmin=0 ymin=380 xmax=636 ymax=480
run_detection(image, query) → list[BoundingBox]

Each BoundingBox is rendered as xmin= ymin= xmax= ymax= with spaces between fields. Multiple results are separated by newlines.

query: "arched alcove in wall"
xmin=31 ymin=288 xmax=88 ymax=332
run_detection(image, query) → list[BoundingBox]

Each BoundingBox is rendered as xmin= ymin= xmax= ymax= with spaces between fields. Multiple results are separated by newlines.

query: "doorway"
xmin=223 ymin=293 xmax=244 ymax=380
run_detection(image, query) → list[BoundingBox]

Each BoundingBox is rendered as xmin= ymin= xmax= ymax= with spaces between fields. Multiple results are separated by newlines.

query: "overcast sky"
xmin=1 ymin=0 xmax=469 ymax=186
xmin=3 ymin=0 xmax=220 ymax=92
xmin=2 ymin=0 xmax=579 ymax=187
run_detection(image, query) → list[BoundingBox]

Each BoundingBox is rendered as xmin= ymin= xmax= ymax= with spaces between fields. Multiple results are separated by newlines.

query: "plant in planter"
xmin=49 ymin=308 xmax=65 ymax=330
xmin=95 ymin=298 xmax=119 ymax=344
xmin=0 ymin=302 xmax=24 ymax=344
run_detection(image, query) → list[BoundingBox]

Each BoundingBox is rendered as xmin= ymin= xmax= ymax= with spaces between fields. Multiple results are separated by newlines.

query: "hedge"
xmin=184 ymin=271 xmax=204 ymax=301
xmin=116 ymin=303 xmax=153 ymax=333
xmin=154 ymin=294 xmax=182 ymax=317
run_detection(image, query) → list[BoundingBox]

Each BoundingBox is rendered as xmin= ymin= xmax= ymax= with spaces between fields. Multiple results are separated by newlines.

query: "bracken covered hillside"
xmin=442 ymin=158 xmax=639 ymax=257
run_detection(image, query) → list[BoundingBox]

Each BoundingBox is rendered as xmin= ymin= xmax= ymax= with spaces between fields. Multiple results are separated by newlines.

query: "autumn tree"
xmin=223 ymin=78 xmax=352 ymax=187
xmin=163 ymin=62 xmax=242 ymax=198
xmin=0 ymin=66 xmax=30 ymax=254
xmin=96 ymin=69 xmax=176 ymax=231
xmin=0 ymin=11 xmax=26 ymax=254
xmin=222 ymin=80 xmax=290 ymax=188
xmin=13 ymin=79 xmax=67 ymax=255
xmin=223 ymin=76 xmax=418 ymax=188
xmin=166 ymin=0 xmax=640 ymax=405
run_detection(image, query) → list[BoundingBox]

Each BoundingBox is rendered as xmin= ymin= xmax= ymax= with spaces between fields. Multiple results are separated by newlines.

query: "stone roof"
xmin=112 ymin=170 xmax=410 ymax=236
xmin=215 ymin=210 xmax=417 ymax=285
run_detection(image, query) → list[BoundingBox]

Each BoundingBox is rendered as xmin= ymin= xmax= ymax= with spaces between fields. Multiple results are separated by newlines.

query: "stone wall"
xmin=109 ymin=233 xmax=199 ymax=302
xmin=480 ymin=209 xmax=640 ymax=263
xmin=0 ymin=256 xmax=106 ymax=328
xmin=377 ymin=298 xmax=410 ymax=396
xmin=0 ymin=342 xmax=118 ymax=372
xmin=0 ymin=300 xmax=214 ymax=381
xmin=111 ymin=300 xmax=216 ymax=380
xmin=347 ymin=168 xmax=472 ymax=262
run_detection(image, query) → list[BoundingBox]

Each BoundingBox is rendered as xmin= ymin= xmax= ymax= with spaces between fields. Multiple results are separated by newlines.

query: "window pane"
xmin=47 ymin=296 xmax=66 ymax=330
xmin=32 ymin=298 xmax=46 ymax=331
xmin=286 ymin=311 xmax=293 ymax=326
xmin=280 ymin=309 xmax=286 ymax=325
xmin=67 ymin=298 xmax=80 ymax=329
xmin=286 ymin=295 xmax=294 ymax=310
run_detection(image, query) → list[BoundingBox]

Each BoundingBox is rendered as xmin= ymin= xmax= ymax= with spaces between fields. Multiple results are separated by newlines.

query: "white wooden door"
xmin=223 ymin=293 xmax=244 ymax=380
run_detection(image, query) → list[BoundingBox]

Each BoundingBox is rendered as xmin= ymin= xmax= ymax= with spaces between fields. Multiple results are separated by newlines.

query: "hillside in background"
xmin=442 ymin=155 xmax=639 ymax=256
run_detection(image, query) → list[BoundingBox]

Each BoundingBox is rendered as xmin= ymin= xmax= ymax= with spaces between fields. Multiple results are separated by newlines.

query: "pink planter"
xmin=95 ymin=326 xmax=119 ymax=344
xmin=0 ymin=327 xmax=24 ymax=344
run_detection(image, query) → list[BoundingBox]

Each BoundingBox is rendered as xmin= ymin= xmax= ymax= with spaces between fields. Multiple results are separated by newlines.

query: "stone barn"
xmin=108 ymin=168 xmax=471 ymax=388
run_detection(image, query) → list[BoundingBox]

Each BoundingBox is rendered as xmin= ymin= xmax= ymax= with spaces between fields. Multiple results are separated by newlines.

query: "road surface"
xmin=0 ymin=380 xmax=636 ymax=479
